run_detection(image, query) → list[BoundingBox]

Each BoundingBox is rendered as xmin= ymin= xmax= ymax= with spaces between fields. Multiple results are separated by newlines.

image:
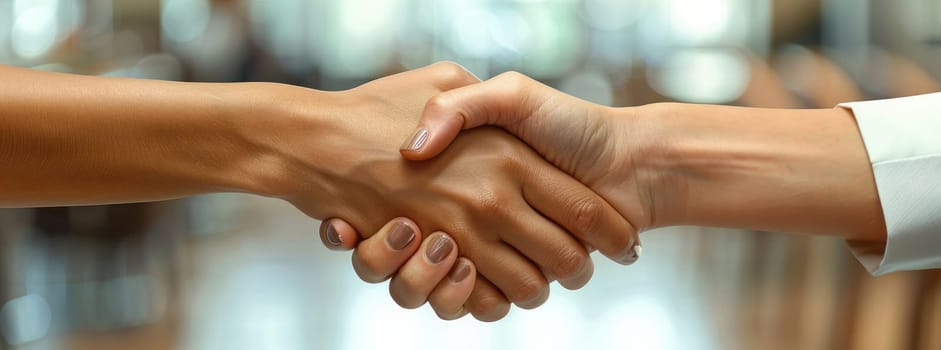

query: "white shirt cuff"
xmin=839 ymin=92 xmax=941 ymax=275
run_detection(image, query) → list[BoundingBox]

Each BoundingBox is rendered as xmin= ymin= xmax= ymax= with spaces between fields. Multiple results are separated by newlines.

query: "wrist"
xmin=212 ymin=83 xmax=342 ymax=203
xmin=628 ymin=103 xmax=885 ymax=241
xmin=605 ymin=103 xmax=697 ymax=229
xmin=597 ymin=104 xmax=673 ymax=231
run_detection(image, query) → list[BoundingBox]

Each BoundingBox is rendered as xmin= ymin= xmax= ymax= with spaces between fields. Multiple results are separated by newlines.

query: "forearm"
xmin=626 ymin=103 xmax=886 ymax=242
xmin=0 ymin=65 xmax=324 ymax=207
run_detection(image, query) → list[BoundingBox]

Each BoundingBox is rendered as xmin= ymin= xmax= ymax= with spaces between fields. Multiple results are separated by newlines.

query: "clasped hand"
xmin=308 ymin=63 xmax=649 ymax=321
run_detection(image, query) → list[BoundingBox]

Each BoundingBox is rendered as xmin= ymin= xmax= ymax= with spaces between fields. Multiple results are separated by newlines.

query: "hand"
xmin=399 ymin=72 xmax=649 ymax=261
xmin=398 ymin=71 xmax=885 ymax=244
xmin=255 ymin=63 xmax=636 ymax=320
xmin=319 ymin=217 xmax=478 ymax=320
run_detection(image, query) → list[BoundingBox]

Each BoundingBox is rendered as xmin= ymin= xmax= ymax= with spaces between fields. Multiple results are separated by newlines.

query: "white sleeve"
xmin=839 ymin=92 xmax=941 ymax=275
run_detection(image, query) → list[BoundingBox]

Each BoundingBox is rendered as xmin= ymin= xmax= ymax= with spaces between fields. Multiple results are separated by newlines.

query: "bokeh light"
xmin=1 ymin=294 xmax=52 ymax=346
xmin=649 ymin=48 xmax=750 ymax=103
xmin=1 ymin=1 xmax=940 ymax=349
xmin=11 ymin=0 xmax=59 ymax=60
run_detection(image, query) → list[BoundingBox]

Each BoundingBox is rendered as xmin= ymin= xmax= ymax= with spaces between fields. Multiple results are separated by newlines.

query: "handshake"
xmin=296 ymin=62 xmax=884 ymax=321
xmin=0 ymin=62 xmax=885 ymax=322
xmin=311 ymin=62 xmax=648 ymax=321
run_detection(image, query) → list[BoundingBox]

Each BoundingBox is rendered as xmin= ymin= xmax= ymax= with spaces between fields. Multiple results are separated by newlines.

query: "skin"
xmin=321 ymin=217 xmax=480 ymax=319
xmin=402 ymin=71 xmax=886 ymax=241
xmin=347 ymin=71 xmax=888 ymax=313
xmin=0 ymin=63 xmax=639 ymax=321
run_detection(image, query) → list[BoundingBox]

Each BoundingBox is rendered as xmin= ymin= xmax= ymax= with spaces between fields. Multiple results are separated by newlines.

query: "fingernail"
xmin=616 ymin=242 xmax=642 ymax=265
xmin=425 ymin=234 xmax=454 ymax=264
xmin=449 ymin=259 xmax=472 ymax=283
xmin=386 ymin=222 xmax=415 ymax=250
xmin=322 ymin=222 xmax=342 ymax=246
xmin=401 ymin=127 xmax=429 ymax=151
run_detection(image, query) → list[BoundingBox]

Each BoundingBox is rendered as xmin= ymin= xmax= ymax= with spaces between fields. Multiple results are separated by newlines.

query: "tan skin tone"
xmin=403 ymin=72 xmax=886 ymax=241
xmin=0 ymin=63 xmax=641 ymax=321
xmin=347 ymin=71 xmax=888 ymax=315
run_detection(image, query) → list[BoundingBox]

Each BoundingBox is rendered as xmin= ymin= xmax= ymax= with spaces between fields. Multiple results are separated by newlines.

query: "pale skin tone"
xmin=0 ymin=63 xmax=643 ymax=321
xmin=338 ymin=71 xmax=888 ymax=320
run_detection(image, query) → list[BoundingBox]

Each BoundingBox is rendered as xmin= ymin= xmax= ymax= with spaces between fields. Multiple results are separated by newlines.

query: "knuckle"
xmin=438 ymin=312 xmax=465 ymax=321
xmin=390 ymin=280 xmax=426 ymax=309
xmin=551 ymin=247 xmax=587 ymax=280
xmin=497 ymin=71 xmax=536 ymax=95
xmin=353 ymin=266 xmax=386 ymax=284
xmin=495 ymin=150 xmax=525 ymax=171
xmin=352 ymin=251 xmax=389 ymax=284
xmin=473 ymin=190 xmax=505 ymax=214
xmin=394 ymin=297 xmax=425 ymax=310
xmin=473 ymin=308 xmax=509 ymax=322
xmin=495 ymin=71 xmax=527 ymax=86
xmin=475 ymin=140 xmax=527 ymax=173
xmin=494 ymin=71 xmax=527 ymax=98
xmin=430 ymin=302 xmax=464 ymax=321
xmin=508 ymin=276 xmax=545 ymax=304
xmin=465 ymin=180 xmax=513 ymax=216
xmin=433 ymin=61 xmax=472 ymax=83
xmin=608 ymin=231 xmax=633 ymax=256
xmin=468 ymin=295 xmax=508 ymax=320
xmin=424 ymin=93 xmax=453 ymax=113
xmin=569 ymin=195 xmax=604 ymax=236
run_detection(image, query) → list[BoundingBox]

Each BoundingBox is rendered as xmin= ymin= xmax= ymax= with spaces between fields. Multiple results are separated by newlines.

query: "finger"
xmin=581 ymin=238 xmax=596 ymax=253
xmin=558 ymin=258 xmax=593 ymax=290
xmin=400 ymin=72 xmax=549 ymax=160
xmin=351 ymin=217 xmax=422 ymax=283
xmin=319 ymin=218 xmax=360 ymax=251
xmin=464 ymin=240 xmax=550 ymax=310
xmin=428 ymin=257 xmax=476 ymax=320
xmin=389 ymin=232 xmax=459 ymax=309
xmin=465 ymin=275 xmax=511 ymax=322
xmin=496 ymin=202 xmax=594 ymax=290
xmin=522 ymin=167 xmax=642 ymax=266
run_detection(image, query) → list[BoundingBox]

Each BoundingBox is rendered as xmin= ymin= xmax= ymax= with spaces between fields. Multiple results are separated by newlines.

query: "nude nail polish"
xmin=322 ymin=222 xmax=341 ymax=246
xmin=402 ymin=128 xmax=429 ymax=151
xmin=616 ymin=243 xmax=642 ymax=265
xmin=425 ymin=234 xmax=453 ymax=263
xmin=449 ymin=259 xmax=472 ymax=283
xmin=386 ymin=222 xmax=415 ymax=250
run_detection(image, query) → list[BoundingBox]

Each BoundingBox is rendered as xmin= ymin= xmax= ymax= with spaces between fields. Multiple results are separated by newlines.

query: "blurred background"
xmin=1 ymin=0 xmax=940 ymax=349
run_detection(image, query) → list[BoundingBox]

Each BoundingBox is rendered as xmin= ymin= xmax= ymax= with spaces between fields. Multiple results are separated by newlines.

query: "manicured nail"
xmin=386 ymin=222 xmax=415 ymax=250
xmin=402 ymin=127 xmax=429 ymax=151
xmin=449 ymin=258 xmax=472 ymax=283
xmin=616 ymin=242 xmax=642 ymax=265
xmin=425 ymin=234 xmax=454 ymax=264
xmin=322 ymin=222 xmax=341 ymax=246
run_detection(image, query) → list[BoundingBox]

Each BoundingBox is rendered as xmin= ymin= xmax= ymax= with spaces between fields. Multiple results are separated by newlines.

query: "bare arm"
xmin=401 ymin=72 xmax=886 ymax=244
xmin=623 ymin=103 xmax=885 ymax=243
xmin=0 ymin=64 xmax=293 ymax=206
xmin=0 ymin=64 xmax=639 ymax=321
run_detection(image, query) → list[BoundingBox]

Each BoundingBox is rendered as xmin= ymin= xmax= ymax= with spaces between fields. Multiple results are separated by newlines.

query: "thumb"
xmin=400 ymin=72 xmax=547 ymax=160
